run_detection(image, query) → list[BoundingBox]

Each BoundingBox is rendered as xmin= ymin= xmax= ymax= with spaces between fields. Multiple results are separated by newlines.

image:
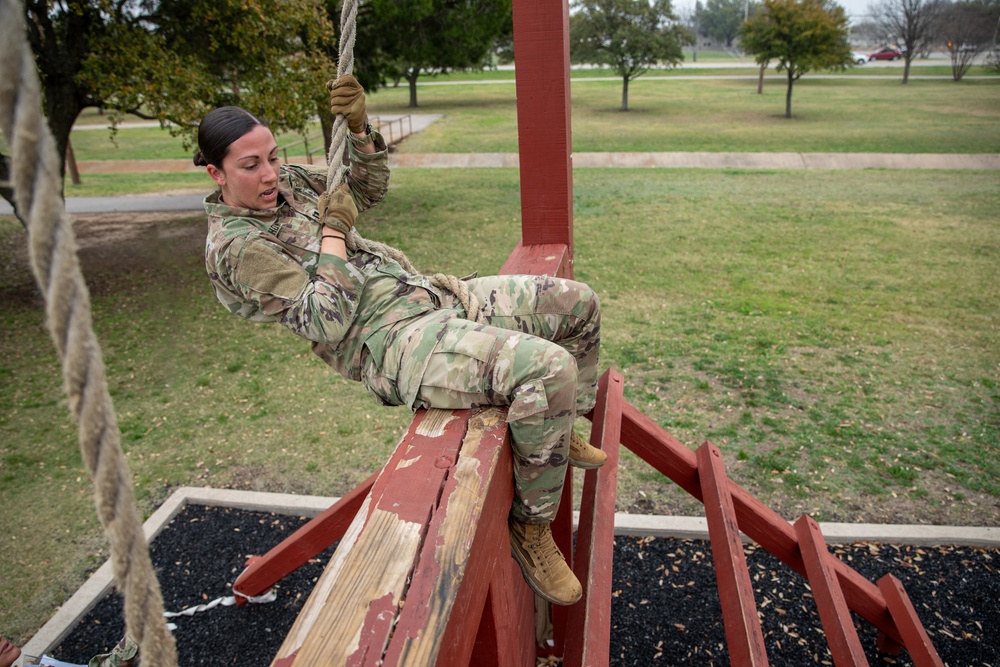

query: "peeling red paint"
xmin=270 ymin=650 xmax=297 ymax=667
xmin=345 ymin=592 xmax=398 ymax=667
xmin=371 ymin=411 xmax=468 ymax=525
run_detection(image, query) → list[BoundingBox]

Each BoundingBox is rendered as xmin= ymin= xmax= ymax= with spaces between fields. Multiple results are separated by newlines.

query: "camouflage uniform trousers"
xmin=379 ymin=274 xmax=600 ymax=524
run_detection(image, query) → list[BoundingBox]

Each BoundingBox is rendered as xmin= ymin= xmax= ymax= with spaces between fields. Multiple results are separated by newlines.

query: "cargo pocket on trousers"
xmin=419 ymin=328 xmax=498 ymax=395
xmin=507 ymin=378 xmax=549 ymax=429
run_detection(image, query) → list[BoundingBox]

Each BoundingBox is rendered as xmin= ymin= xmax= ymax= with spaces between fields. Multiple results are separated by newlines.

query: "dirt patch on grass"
xmin=1 ymin=212 xmax=206 ymax=306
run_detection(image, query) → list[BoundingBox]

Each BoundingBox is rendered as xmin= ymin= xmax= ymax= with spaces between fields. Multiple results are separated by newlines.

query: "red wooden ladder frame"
xmin=623 ymin=407 xmax=945 ymax=666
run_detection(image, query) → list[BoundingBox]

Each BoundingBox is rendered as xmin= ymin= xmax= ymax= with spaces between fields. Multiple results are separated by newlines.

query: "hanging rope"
xmin=324 ymin=0 xmax=483 ymax=323
xmin=0 ymin=1 xmax=178 ymax=665
xmin=0 ymin=0 xmax=480 ymax=660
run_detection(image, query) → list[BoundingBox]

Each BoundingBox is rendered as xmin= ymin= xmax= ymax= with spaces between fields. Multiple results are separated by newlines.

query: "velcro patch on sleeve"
xmin=234 ymin=238 xmax=309 ymax=300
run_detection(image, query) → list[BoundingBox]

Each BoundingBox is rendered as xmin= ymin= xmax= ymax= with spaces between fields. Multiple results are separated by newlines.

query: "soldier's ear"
xmin=207 ymin=164 xmax=226 ymax=187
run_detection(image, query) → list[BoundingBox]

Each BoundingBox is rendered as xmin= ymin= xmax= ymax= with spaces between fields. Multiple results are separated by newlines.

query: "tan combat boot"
xmin=508 ymin=518 xmax=583 ymax=606
xmin=569 ymin=431 xmax=607 ymax=469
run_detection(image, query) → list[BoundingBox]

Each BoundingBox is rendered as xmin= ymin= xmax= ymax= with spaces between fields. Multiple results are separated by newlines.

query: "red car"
xmin=868 ymin=47 xmax=903 ymax=61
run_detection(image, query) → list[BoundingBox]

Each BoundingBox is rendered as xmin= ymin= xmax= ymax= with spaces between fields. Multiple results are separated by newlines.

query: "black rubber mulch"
xmin=49 ymin=504 xmax=999 ymax=666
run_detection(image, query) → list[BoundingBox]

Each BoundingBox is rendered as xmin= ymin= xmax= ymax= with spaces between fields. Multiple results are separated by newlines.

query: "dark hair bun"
xmin=193 ymin=150 xmax=208 ymax=167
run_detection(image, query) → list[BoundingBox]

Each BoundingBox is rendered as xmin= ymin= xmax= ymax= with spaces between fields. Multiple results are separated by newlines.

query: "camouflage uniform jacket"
xmin=204 ymin=131 xmax=443 ymax=401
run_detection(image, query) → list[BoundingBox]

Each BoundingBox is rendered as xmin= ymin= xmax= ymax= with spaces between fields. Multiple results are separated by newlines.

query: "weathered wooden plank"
xmin=877 ymin=575 xmax=945 ymax=667
xmin=272 ymin=407 xmax=523 ymax=666
xmin=545 ymin=469 xmax=576 ymax=658
xmin=563 ymin=369 xmax=624 ymax=667
xmin=511 ymin=0 xmax=573 ymax=250
xmin=232 ymin=472 xmax=375 ymax=603
xmin=619 ymin=401 xmax=905 ymax=646
xmin=697 ymin=441 xmax=770 ymax=667
xmin=385 ymin=408 xmax=517 ymax=665
xmin=794 ymin=515 xmax=868 ymax=667
xmin=272 ymin=409 xmax=467 ymax=663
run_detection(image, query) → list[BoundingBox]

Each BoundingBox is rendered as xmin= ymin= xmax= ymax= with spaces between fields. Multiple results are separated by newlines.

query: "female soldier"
xmin=196 ymin=77 xmax=605 ymax=606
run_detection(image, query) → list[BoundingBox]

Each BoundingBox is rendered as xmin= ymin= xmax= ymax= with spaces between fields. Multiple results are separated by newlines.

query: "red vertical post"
xmin=564 ymin=369 xmax=625 ymax=667
xmin=511 ymin=0 xmax=574 ymax=263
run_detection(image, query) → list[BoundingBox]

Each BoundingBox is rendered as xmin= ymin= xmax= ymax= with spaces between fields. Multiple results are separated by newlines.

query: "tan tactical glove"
xmin=317 ymin=184 xmax=358 ymax=236
xmin=327 ymin=75 xmax=368 ymax=134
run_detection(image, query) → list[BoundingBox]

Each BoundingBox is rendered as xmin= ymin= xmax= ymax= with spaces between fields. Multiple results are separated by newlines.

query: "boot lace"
xmin=525 ymin=525 xmax=562 ymax=575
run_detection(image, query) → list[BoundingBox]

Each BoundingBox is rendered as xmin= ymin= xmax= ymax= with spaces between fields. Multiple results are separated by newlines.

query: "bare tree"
xmin=938 ymin=0 xmax=1000 ymax=80
xmin=851 ymin=17 xmax=888 ymax=47
xmin=869 ymin=0 xmax=944 ymax=83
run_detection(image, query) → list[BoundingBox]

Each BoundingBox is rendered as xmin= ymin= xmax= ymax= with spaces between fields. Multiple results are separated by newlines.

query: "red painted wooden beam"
xmin=877 ymin=575 xmax=945 ymax=667
xmin=386 ymin=411 xmax=532 ymax=666
xmin=467 ymin=560 xmax=536 ymax=667
xmin=500 ymin=241 xmax=572 ymax=279
xmin=697 ymin=442 xmax=770 ymax=666
xmin=232 ymin=472 xmax=376 ymax=603
xmin=564 ymin=369 xmax=624 ymax=667
xmin=619 ymin=401 xmax=905 ymax=646
xmin=794 ymin=515 xmax=868 ymax=667
xmin=511 ymin=0 xmax=574 ymax=254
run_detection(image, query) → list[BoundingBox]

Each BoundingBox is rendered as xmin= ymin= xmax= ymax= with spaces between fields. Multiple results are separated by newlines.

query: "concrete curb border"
xmin=18 ymin=486 xmax=1000 ymax=664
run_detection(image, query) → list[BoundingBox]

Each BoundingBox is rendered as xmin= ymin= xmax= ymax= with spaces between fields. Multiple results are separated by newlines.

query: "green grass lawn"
xmin=58 ymin=74 xmax=1000 ymax=174
xmin=377 ymin=77 xmax=1000 ymax=153
xmin=2 ymin=167 xmax=998 ymax=643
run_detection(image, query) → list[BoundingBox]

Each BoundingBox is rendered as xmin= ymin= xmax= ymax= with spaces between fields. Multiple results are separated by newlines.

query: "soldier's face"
xmin=207 ymin=125 xmax=280 ymax=210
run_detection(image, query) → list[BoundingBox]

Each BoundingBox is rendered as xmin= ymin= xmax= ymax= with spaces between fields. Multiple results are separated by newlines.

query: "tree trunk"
xmin=902 ymin=55 xmax=912 ymax=84
xmin=65 ymin=139 xmax=82 ymax=186
xmin=757 ymin=62 xmax=766 ymax=94
xmin=0 ymin=154 xmax=17 ymax=222
xmin=785 ymin=70 xmax=794 ymax=118
xmin=621 ymin=76 xmax=630 ymax=111
xmin=318 ymin=103 xmax=333 ymax=155
xmin=405 ymin=67 xmax=420 ymax=108
xmin=41 ymin=82 xmax=82 ymax=196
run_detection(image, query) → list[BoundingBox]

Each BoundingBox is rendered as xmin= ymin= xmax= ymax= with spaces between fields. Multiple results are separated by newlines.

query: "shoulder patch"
xmin=234 ymin=238 xmax=309 ymax=300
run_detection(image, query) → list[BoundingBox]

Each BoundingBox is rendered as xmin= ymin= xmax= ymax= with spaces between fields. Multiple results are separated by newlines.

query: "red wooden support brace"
xmin=563 ymin=369 xmax=625 ymax=667
xmin=877 ymin=575 xmax=945 ymax=667
xmin=466 ymin=555 xmax=536 ymax=667
xmin=620 ymin=402 xmax=905 ymax=647
xmin=696 ymin=441 xmax=770 ymax=666
xmin=794 ymin=515 xmax=868 ymax=667
xmin=232 ymin=472 xmax=376 ymax=604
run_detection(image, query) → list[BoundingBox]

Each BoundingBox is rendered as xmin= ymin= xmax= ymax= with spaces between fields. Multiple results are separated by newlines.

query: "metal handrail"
xmin=278 ymin=132 xmax=326 ymax=165
xmin=369 ymin=115 xmax=412 ymax=147
xmin=277 ymin=115 xmax=413 ymax=164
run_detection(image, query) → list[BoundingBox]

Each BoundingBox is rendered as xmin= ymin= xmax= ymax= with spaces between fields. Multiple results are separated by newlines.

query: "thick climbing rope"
xmin=0 ymin=0 xmax=477 ymax=661
xmin=0 ymin=1 xmax=179 ymax=665
xmin=325 ymin=0 xmax=483 ymax=324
